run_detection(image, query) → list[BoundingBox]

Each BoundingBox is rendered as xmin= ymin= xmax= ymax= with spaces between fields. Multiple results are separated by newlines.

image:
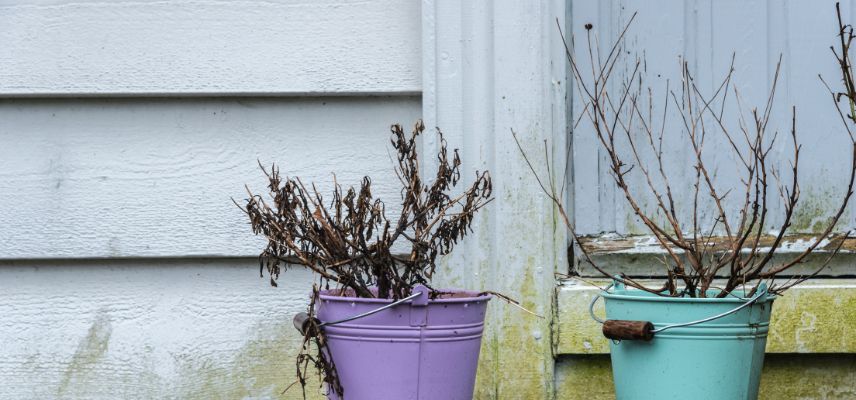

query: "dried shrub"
xmin=237 ymin=120 xmax=492 ymax=396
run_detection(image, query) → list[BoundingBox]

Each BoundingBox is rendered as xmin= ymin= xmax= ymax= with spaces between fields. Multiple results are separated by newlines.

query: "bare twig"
xmin=522 ymin=8 xmax=856 ymax=298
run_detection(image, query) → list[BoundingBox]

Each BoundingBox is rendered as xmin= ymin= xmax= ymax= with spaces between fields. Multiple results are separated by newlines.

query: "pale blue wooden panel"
xmin=571 ymin=0 xmax=856 ymax=236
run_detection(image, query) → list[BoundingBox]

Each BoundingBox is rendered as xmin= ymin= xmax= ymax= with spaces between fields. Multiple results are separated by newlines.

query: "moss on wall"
xmin=555 ymin=354 xmax=856 ymax=399
xmin=789 ymin=190 xmax=842 ymax=233
xmin=766 ymin=285 xmax=856 ymax=353
xmin=171 ymin=316 xmax=324 ymax=400
xmin=558 ymin=281 xmax=856 ymax=354
xmin=57 ymin=312 xmax=114 ymax=397
xmin=473 ymin=258 xmax=554 ymax=400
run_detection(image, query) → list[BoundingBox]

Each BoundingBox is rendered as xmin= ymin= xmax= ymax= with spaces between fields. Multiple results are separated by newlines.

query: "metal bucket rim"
xmin=318 ymin=287 xmax=492 ymax=304
xmin=601 ymin=288 xmax=776 ymax=304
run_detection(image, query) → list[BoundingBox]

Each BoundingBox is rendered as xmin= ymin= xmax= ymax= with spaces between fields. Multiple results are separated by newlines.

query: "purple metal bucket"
xmin=316 ymin=287 xmax=491 ymax=400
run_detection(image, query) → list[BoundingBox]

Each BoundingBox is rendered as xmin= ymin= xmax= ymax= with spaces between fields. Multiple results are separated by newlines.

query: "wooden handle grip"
xmin=293 ymin=312 xmax=321 ymax=336
xmin=602 ymin=320 xmax=654 ymax=341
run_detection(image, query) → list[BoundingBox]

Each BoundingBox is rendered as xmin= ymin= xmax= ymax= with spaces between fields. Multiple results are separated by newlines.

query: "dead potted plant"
xmin=516 ymin=7 xmax=856 ymax=400
xmin=237 ymin=121 xmax=493 ymax=399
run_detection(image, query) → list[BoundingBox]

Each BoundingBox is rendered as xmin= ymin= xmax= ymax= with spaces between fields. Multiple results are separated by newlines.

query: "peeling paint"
xmin=579 ymin=233 xmax=853 ymax=256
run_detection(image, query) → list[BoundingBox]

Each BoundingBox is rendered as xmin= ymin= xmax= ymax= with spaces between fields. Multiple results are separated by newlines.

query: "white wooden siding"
xmin=0 ymin=94 xmax=420 ymax=395
xmin=0 ymin=259 xmax=318 ymax=399
xmin=0 ymin=0 xmax=421 ymax=96
xmin=0 ymin=97 xmax=421 ymax=259
xmin=571 ymin=0 xmax=856 ymax=236
xmin=1 ymin=0 xmax=422 ymax=396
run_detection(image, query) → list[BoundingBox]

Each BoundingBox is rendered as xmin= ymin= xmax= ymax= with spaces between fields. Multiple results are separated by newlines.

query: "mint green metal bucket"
xmin=598 ymin=282 xmax=775 ymax=400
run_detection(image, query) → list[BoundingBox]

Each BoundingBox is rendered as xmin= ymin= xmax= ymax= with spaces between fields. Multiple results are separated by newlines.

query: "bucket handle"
xmin=588 ymin=282 xmax=769 ymax=341
xmin=293 ymin=287 xmax=426 ymax=335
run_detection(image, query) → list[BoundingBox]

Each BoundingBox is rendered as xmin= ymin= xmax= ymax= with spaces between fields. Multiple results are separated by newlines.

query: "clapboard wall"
xmin=0 ymin=1 xmax=420 ymax=399
xmin=6 ymin=1 xmax=856 ymax=399
xmin=0 ymin=0 xmax=421 ymax=96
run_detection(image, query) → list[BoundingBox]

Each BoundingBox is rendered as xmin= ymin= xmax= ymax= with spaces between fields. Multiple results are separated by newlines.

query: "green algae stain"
xmin=467 ymin=146 xmax=559 ymax=399
xmin=554 ymin=354 xmax=856 ymax=400
xmin=57 ymin=312 xmax=113 ymax=397
xmin=555 ymin=355 xmax=614 ymax=400
xmin=473 ymin=328 xmax=500 ymax=400
xmin=474 ymin=251 xmax=555 ymax=399
xmin=174 ymin=317 xmax=323 ymax=400
xmin=766 ymin=286 xmax=856 ymax=353
xmin=619 ymin=188 xmax=850 ymax=235
xmin=758 ymin=354 xmax=856 ymax=400
xmin=789 ymin=189 xmax=845 ymax=233
xmin=559 ymin=283 xmax=856 ymax=355
xmin=490 ymin=258 xmax=553 ymax=400
xmin=556 ymin=287 xmax=610 ymax=354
